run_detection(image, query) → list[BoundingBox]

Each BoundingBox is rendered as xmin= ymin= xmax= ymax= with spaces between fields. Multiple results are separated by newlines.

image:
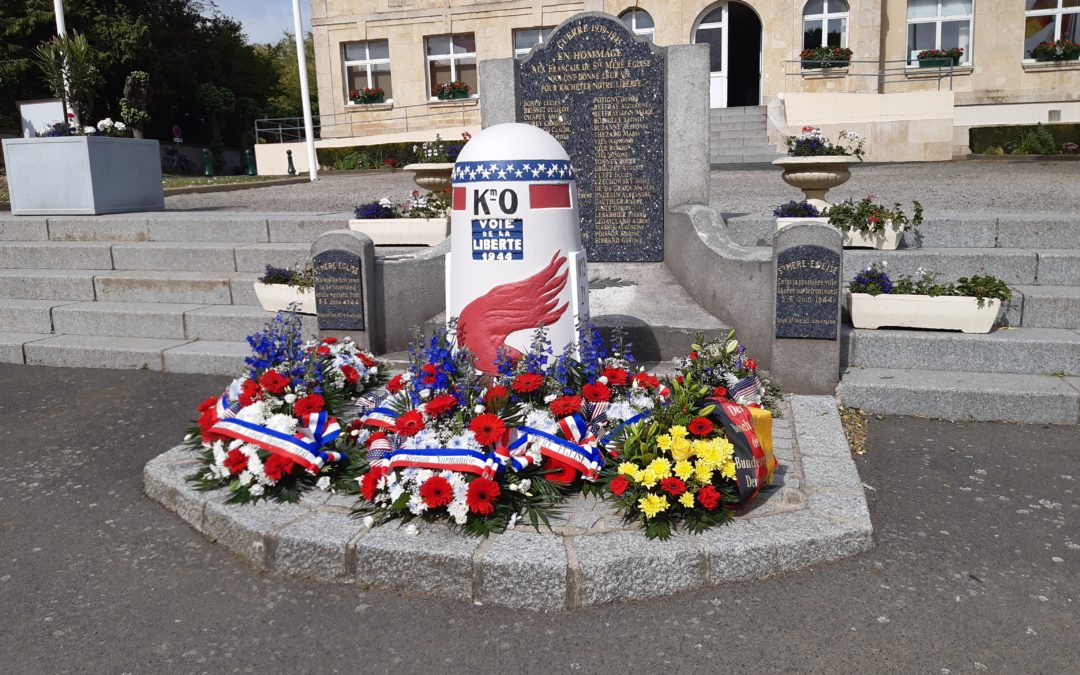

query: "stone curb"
xmin=143 ymin=395 xmax=873 ymax=610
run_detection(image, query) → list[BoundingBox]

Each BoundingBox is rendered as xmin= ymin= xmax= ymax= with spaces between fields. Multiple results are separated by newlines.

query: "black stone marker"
xmin=774 ymin=244 xmax=841 ymax=340
xmin=517 ymin=13 xmax=665 ymax=262
xmin=313 ymin=249 xmax=365 ymax=331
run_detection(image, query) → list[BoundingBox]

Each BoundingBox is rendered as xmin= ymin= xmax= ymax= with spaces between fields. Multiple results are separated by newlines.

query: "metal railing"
xmin=784 ymin=57 xmax=961 ymax=92
xmin=254 ymin=99 xmax=479 ymax=143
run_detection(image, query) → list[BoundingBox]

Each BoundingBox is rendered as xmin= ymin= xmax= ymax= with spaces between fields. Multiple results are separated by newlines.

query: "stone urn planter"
xmin=840 ymin=222 xmax=905 ymax=250
xmin=2 ymin=135 xmax=164 ymax=215
xmin=772 ymin=156 xmax=854 ymax=210
xmin=349 ymin=217 xmax=449 ymax=246
xmin=253 ymin=283 xmax=317 ymax=315
xmin=776 ymin=216 xmax=830 ymax=229
xmin=848 ymin=293 xmax=1001 ymax=334
xmin=403 ymin=162 xmax=454 ymax=197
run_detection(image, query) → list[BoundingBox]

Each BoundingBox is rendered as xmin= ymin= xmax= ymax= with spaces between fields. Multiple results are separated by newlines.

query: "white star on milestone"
xmin=531 ymin=168 xmax=540 ymax=177
xmin=488 ymin=163 xmax=497 ymax=172
xmin=505 ymin=163 xmax=515 ymax=173
xmin=467 ymin=168 xmax=476 ymax=179
xmin=497 ymin=169 xmax=507 ymax=179
xmin=514 ymin=170 xmax=523 ymax=177
xmin=522 ymin=163 xmax=531 ymax=172
xmin=537 ymin=163 xmax=546 ymax=173
xmin=558 ymin=167 xmax=566 ymax=177
xmin=480 ymin=168 xmax=491 ymax=178
xmin=547 ymin=166 xmax=556 ymax=176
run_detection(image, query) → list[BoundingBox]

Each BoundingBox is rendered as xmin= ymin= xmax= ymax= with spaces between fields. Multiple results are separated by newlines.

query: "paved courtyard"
xmin=0 ymin=363 xmax=1076 ymax=672
xmin=163 ymin=159 xmax=1080 ymax=217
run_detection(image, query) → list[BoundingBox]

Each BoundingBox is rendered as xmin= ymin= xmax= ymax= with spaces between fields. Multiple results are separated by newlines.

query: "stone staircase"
xmin=728 ymin=212 xmax=1080 ymax=424
xmin=0 ymin=212 xmax=353 ymax=375
xmin=709 ymin=106 xmax=783 ymax=165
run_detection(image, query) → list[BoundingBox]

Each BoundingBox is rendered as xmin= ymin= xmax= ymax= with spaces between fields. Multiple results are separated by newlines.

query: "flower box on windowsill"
xmin=1033 ymin=53 xmax=1080 ymax=62
xmin=428 ymin=97 xmax=478 ymax=109
xmin=253 ymin=282 xmax=317 ymax=315
xmin=848 ymin=293 xmax=1001 ymax=334
xmin=917 ymin=56 xmax=961 ymax=68
xmin=1022 ymin=59 xmax=1080 ymax=72
xmin=345 ymin=102 xmax=393 ymax=112
xmin=437 ymin=90 xmax=471 ymax=100
xmin=348 ymin=217 xmax=449 ymax=246
xmin=800 ymin=59 xmax=851 ymax=70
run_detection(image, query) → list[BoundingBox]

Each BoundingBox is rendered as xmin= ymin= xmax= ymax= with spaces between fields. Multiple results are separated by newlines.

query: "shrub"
xmin=1014 ymin=124 xmax=1057 ymax=155
xmin=969 ymin=123 xmax=1080 ymax=154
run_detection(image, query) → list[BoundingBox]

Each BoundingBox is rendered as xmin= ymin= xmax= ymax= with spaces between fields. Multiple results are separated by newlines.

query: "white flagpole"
xmin=53 ymin=0 xmax=67 ymax=35
xmin=291 ymin=0 xmax=318 ymax=181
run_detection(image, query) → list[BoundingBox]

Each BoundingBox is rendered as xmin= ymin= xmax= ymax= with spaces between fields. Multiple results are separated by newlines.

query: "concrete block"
xmin=184 ymin=305 xmax=316 ymax=342
xmin=230 ymin=275 xmax=262 ymax=305
xmin=573 ymin=531 xmax=706 ymax=606
xmin=1036 ymin=249 xmax=1080 ymax=286
xmin=838 ymin=367 xmax=1080 ymax=424
xmin=801 ymin=455 xmax=866 ymax=493
xmin=353 ymin=523 xmax=480 ymax=601
xmin=268 ymin=216 xmax=350 ymax=243
xmin=53 ymin=301 xmax=202 ymax=339
xmin=477 ymin=531 xmax=568 ymax=610
xmin=111 ymin=242 xmax=238 ymax=272
xmin=93 ymin=271 xmax=234 ymax=304
xmin=0 ymin=216 xmax=48 ymax=241
xmin=0 ymin=241 xmax=113 ymax=269
xmin=143 ymin=449 xmax=211 ymax=530
xmin=722 ymin=217 xmax=774 ymax=247
xmin=997 ymin=217 xmax=1080 ymax=248
xmin=906 ymin=216 xmax=997 ymax=248
xmin=697 ymin=519 xmax=781 ymax=581
xmin=234 ymin=243 xmax=311 ymax=273
xmin=147 ymin=215 xmax=269 ymax=242
xmin=1015 ymin=286 xmax=1080 ymax=329
xmin=665 ymin=43 xmax=710 ymax=210
xmin=203 ymin=499 xmax=305 ymax=570
xmin=0 ymin=332 xmax=51 ymax=363
xmin=0 ymin=299 xmax=70 ymax=333
xmin=766 ymin=509 xmax=872 ymax=573
xmin=47 ymin=217 xmax=150 ymax=242
xmin=24 ymin=334 xmax=188 ymax=370
xmin=273 ymin=511 xmax=364 ymax=582
xmin=846 ymin=327 xmax=1080 ymax=376
xmin=807 ymin=493 xmax=872 ymax=525
xmin=478 ymin=57 xmax=519 ymax=128
xmin=163 ymin=340 xmax=249 ymax=376
xmin=790 ymin=395 xmax=852 ymax=459
xmin=844 ymin=248 xmax=1038 ymax=286
xmin=0 ymin=269 xmax=98 ymax=300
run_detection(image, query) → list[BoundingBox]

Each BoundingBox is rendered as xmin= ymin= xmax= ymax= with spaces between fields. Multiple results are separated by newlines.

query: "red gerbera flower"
xmin=239 ymin=378 xmax=262 ymax=406
xmin=602 ymin=367 xmax=628 ymax=386
xmin=197 ymin=396 xmax=217 ymax=413
xmin=394 ymin=409 xmax=425 ymax=437
xmin=542 ymin=456 xmax=577 ymax=484
xmin=469 ymin=413 xmax=506 ymax=446
xmin=688 ymin=417 xmax=714 ymax=437
xmin=688 ymin=351 xmax=699 ymax=361
xmin=609 ymin=475 xmax=630 ymax=496
xmin=321 ymin=337 xmax=338 ymax=345
xmin=386 ymin=374 xmax=405 ymax=393
xmin=223 ymin=448 xmax=247 ymax=475
xmin=484 ymin=384 xmax=510 ymax=406
xmin=549 ymin=394 xmax=582 ymax=417
xmin=745 ymin=358 xmax=757 ymax=371
xmin=511 ymin=372 xmax=544 ymax=394
xmin=360 ymin=466 xmax=387 ymax=502
xmin=712 ymin=386 xmax=728 ymax=399
xmin=581 ymin=382 xmax=611 ymax=402
xmin=293 ymin=394 xmax=325 ymax=416
xmin=263 ymin=453 xmax=295 ymax=481
xmin=660 ymin=477 xmax=687 ymax=497
xmin=358 ymin=352 xmax=376 ymax=368
xmin=258 ymin=370 xmax=290 ymax=394
xmin=420 ymin=364 xmax=439 ymax=386
xmin=424 ymin=394 xmax=458 ymax=417
xmin=697 ymin=485 xmax=721 ymax=510
xmin=419 ymin=475 xmax=454 ymax=508
xmin=316 ymin=345 xmax=331 ymax=356
xmin=466 ymin=477 xmax=501 ymax=515
xmin=632 ymin=372 xmax=660 ymax=390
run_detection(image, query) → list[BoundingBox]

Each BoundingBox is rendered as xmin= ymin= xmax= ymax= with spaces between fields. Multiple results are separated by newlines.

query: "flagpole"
xmin=291 ymin=0 xmax=318 ymax=181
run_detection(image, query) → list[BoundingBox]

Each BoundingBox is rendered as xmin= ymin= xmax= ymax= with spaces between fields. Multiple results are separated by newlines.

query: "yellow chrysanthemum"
xmin=694 ymin=461 xmax=713 ymax=483
xmin=678 ymin=492 xmax=695 ymax=508
xmin=674 ymin=460 xmax=694 ymax=481
xmin=656 ymin=434 xmax=673 ymax=451
xmin=618 ymin=462 xmax=642 ymax=480
xmin=721 ymin=459 xmax=737 ymax=481
xmin=669 ymin=425 xmax=688 ymax=440
xmin=647 ymin=457 xmax=672 ymax=479
xmin=638 ymin=493 xmax=670 ymax=518
xmin=639 ymin=467 xmax=658 ymax=488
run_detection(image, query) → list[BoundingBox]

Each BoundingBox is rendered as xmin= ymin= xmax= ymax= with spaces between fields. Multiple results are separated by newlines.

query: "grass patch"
xmin=838 ymin=406 xmax=869 ymax=455
xmin=161 ymin=175 xmax=284 ymax=189
xmin=0 ymin=174 xmax=8 ymax=202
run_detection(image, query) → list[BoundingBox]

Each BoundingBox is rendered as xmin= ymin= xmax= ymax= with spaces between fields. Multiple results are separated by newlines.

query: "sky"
xmin=209 ymin=0 xmax=311 ymax=45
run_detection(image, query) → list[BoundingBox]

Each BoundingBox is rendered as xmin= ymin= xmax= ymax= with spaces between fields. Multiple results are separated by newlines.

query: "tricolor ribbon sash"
xmin=361 ymin=405 xmax=398 ymax=430
xmin=515 ymin=420 xmax=603 ymax=481
xmin=209 ymin=410 xmax=345 ymax=474
xmin=708 ymin=398 xmax=769 ymax=504
xmin=387 ymin=447 xmax=500 ymax=478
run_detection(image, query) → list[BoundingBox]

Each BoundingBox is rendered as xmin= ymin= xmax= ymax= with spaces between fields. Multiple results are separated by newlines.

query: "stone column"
xmin=664 ymin=43 xmax=711 ymax=211
xmin=478 ymin=58 xmax=519 ymax=129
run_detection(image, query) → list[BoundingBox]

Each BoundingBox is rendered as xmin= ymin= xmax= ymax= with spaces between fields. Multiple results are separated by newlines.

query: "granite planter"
xmin=848 ymin=293 xmax=1001 ymax=333
xmin=840 ymin=221 xmax=905 ymax=250
xmin=403 ymin=162 xmax=454 ymax=196
xmin=253 ymin=283 xmax=317 ymax=315
xmin=349 ymin=217 xmax=449 ymax=246
xmin=772 ymin=156 xmax=854 ymax=211
xmin=2 ymin=135 xmax=164 ymax=215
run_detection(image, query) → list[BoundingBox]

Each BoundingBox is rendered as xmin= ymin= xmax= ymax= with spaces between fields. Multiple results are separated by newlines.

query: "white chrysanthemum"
xmin=407 ymin=494 xmax=428 ymax=515
xmin=239 ymin=471 xmax=254 ymax=486
xmin=525 ymin=409 xmax=558 ymax=434
xmin=404 ymin=524 xmax=420 ymax=536
xmin=448 ymin=499 xmax=468 ymax=525
xmin=543 ymin=394 xmax=556 ymax=403
xmin=388 ymin=484 xmax=405 ymax=503
xmin=473 ymin=404 xmax=484 ymax=414
xmin=236 ymin=400 xmax=268 ymax=423
xmin=265 ymin=413 xmax=298 ymax=435
xmin=115 ymin=121 xmax=126 ymax=131
xmin=226 ymin=377 xmax=245 ymax=400
xmin=629 ymin=395 xmax=655 ymax=411
xmin=362 ymin=516 xmax=375 ymax=528
xmin=316 ymin=476 xmax=331 ymax=491
xmin=419 ymin=388 xmax=431 ymax=400
xmin=283 ymin=393 xmax=297 ymax=404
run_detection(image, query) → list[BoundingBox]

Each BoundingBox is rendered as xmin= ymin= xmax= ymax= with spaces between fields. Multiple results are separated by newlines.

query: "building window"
xmin=906 ymin=0 xmax=974 ymax=65
xmin=803 ymin=0 xmax=849 ymax=49
xmin=513 ymin=27 xmax=554 ymax=57
xmin=343 ymin=40 xmax=392 ymax=103
xmin=1024 ymin=0 xmax=1080 ymax=59
xmin=619 ymin=9 xmax=655 ymax=41
xmin=425 ymin=34 xmax=477 ymax=99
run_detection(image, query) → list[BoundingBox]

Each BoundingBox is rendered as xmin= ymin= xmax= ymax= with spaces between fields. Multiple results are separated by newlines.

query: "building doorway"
xmin=692 ymin=2 xmax=762 ymax=108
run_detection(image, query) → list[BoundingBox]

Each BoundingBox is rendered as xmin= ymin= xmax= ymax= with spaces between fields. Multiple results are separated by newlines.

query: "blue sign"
xmin=472 ymin=218 xmax=524 ymax=261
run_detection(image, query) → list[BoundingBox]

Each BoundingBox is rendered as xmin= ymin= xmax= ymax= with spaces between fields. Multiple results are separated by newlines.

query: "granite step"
xmin=0 ymin=241 xmax=114 ymax=270
xmin=0 ymin=299 xmax=76 ymax=333
xmin=842 ymin=326 xmax=1080 ymax=376
xmin=52 ymin=301 xmax=209 ymax=339
xmin=108 ymin=241 xmax=310 ymax=273
xmin=1013 ymin=285 xmax=1080 ymax=328
xmin=1036 ymin=249 xmax=1080 ymax=286
xmin=0 ymin=269 xmax=99 ymax=300
xmin=92 ymin=270 xmax=261 ymax=305
xmin=183 ymin=304 xmax=319 ymax=342
xmin=838 ymin=248 xmax=1039 ymax=286
xmin=0 ymin=216 xmax=49 ymax=241
xmin=0 ymin=331 xmax=52 ymax=363
xmin=838 ymin=367 xmax=1080 ymax=425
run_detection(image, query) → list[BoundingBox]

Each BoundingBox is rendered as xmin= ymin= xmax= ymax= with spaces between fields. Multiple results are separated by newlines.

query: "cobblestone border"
xmin=144 ymin=395 xmax=872 ymax=609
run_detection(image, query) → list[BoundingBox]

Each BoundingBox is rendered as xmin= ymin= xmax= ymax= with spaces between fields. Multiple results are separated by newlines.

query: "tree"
xmin=120 ymin=70 xmax=151 ymax=138
xmin=34 ymin=32 xmax=103 ymax=126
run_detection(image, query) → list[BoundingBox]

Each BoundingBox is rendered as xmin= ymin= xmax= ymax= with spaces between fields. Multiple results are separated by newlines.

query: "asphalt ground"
xmin=1 ymin=363 xmax=1077 ymax=673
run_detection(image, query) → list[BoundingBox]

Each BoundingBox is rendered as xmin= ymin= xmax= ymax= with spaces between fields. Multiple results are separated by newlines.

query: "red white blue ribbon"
xmin=361 ymin=405 xmax=398 ymax=430
xmin=514 ymin=415 xmax=603 ymax=481
xmin=210 ymin=410 xmax=343 ymax=474
xmin=387 ymin=447 xmax=499 ymax=478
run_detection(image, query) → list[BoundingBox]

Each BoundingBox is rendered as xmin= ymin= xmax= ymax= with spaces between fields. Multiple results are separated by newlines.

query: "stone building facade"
xmin=305 ymin=0 xmax=1079 ymax=154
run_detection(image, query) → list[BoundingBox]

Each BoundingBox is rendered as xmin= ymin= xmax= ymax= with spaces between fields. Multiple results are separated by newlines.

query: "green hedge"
xmin=969 ymin=123 xmax=1080 ymax=154
xmin=315 ymin=142 xmax=424 ymax=171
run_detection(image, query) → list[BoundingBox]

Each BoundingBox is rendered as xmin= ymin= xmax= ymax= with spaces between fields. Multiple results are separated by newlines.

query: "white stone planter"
xmin=348 ymin=217 xmax=449 ymax=246
xmin=253 ymin=283 xmax=317 ymax=315
xmin=776 ymin=216 xmax=830 ymax=229
xmin=840 ymin=221 xmax=905 ymax=250
xmin=772 ymin=156 xmax=855 ymax=210
xmin=849 ymin=293 xmax=1001 ymax=333
xmin=403 ymin=162 xmax=454 ymax=196
xmin=2 ymin=135 xmax=164 ymax=215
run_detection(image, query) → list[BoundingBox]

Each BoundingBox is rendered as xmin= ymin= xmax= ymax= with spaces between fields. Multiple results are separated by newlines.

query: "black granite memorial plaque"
xmin=313 ymin=249 xmax=365 ymax=331
xmin=775 ymin=244 xmax=841 ymax=340
xmin=517 ymin=13 xmax=664 ymax=262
